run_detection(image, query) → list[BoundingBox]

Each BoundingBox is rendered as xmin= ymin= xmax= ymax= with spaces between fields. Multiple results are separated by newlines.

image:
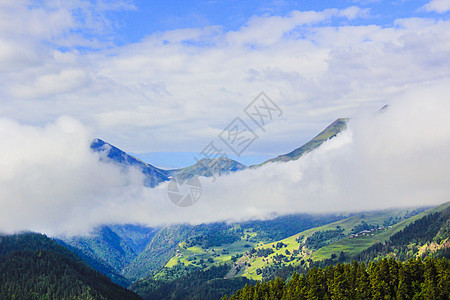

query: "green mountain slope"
xmin=227 ymin=203 xmax=450 ymax=300
xmin=61 ymin=224 xmax=159 ymax=284
xmin=355 ymin=202 xmax=450 ymax=262
xmin=57 ymin=239 xmax=131 ymax=287
xmin=233 ymin=203 xmax=448 ymax=280
xmin=253 ymin=118 xmax=348 ymax=167
xmin=123 ymin=225 xmax=195 ymax=280
xmin=129 ymin=204 xmax=449 ymax=299
xmin=63 ymin=214 xmax=345 ymax=284
xmin=128 ymin=214 xmax=346 ymax=297
xmin=0 ymin=233 xmax=141 ymax=300
xmin=156 ymin=214 xmax=346 ymax=275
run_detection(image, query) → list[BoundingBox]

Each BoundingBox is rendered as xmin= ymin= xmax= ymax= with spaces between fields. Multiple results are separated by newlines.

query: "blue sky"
xmin=105 ymin=0 xmax=450 ymax=46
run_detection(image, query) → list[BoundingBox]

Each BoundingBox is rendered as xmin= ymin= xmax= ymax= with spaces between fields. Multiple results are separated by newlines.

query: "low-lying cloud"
xmin=0 ymin=116 xmax=147 ymax=235
xmin=0 ymin=80 xmax=448 ymax=236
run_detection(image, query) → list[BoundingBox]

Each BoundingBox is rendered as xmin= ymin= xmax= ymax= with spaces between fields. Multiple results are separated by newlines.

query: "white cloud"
xmin=0 ymin=80 xmax=448 ymax=236
xmin=10 ymin=69 xmax=90 ymax=98
xmin=422 ymin=0 xmax=450 ymax=13
xmin=338 ymin=6 xmax=369 ymax=20
xmin=0 ymin=2 xmax=449 ymax=235
xmin=191 ymin=81 xmax=450 ymax=221
xmin=0 ymin=116 xmax=147 ymax=235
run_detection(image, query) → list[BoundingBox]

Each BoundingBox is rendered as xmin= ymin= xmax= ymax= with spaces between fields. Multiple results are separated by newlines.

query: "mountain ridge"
xmin=90 ymin=117 xmax=349 ymax=187
xmin=91 ymin=138 xmax=171 ymax=187
xmin=252 ymin=118 xmax=348 ymax=167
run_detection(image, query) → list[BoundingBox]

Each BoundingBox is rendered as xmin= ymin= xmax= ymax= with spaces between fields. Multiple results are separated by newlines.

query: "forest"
xmin=225 ymin=257 xmax=450 ymax=300
xmin=0 ymin=233 xmax=141 ymax=300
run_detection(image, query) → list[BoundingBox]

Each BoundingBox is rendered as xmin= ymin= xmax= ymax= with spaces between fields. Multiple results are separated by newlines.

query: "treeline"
xmin=0 ymin=233 xmax=141 ymax=300
xmin=225 ymin=257 xmax=450 ymax=300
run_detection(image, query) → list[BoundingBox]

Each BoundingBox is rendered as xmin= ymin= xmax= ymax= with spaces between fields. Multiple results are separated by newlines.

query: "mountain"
xmin=226 ymin=204 xmax=450 ymax=300
xmin=175 ymin=157 xmax=247 ymax=180
xmin=124 ymin=214 xmax=346 ymax=281
xmin=56 ymin=202 xmax=448 ymax=299
xmin=91 ymin=138 xmax=172 ymax=187
xmin=253 ymin=118 xmax=348 ymax=167
xmin=63 ymin=214 xmax=346 ymax=284
xmin=90 ymin=138 xmax=247 ymax=186
xmin=61 ymin=224 xmax=159 ymax=284
xmin=71 ymin=118 xmax=448 ymax=300
xmin=125 ymin=203 xmax=449 ymax=299
xmin=0 ymin=232 xmax=142 ymax=300
xmin=90 ymin=118 xmax=349 ymax=187
xmin=123 ymin=224 xmax=195 ymax=280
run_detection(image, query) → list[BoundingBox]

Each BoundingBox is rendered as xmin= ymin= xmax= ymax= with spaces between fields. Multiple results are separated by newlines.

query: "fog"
xmin=0 ymin=81 xmax=448 ymax=236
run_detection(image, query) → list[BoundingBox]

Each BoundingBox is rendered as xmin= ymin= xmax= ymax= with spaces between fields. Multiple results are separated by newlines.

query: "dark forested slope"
xmin=0 ymin=233 xmax=141 ymax=300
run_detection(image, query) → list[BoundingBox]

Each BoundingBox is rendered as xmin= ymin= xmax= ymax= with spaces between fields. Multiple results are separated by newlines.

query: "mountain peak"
xmin=90 ymin=138 xmax=171 ymax=187
xmin=176 ymin=156 xmax=247 ymax=180
xmin=252 ymin=118 xmax=348 ymax=167
xmin=89 ymin=139 xmax=248 ymax=185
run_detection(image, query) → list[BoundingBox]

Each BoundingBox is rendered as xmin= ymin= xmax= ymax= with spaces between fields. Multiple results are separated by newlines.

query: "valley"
xmin=1 ymin=118 xmax=448 ymax=299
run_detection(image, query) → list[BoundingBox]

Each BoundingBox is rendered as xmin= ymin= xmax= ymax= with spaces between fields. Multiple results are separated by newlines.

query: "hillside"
xmin=128 ymin=214 xmax=345 ymax=299
xmin=151 ymin=214 xmax=346 ymax=276
xmin=61 ymin=224 xmax=159 ymax=284
xmin=126 ymin=203 xmax=449 ymax=299
xmin=124 ymin=214 xmax=346 ymax=280
xmin=230 ymin=203 xmax=448 ymax=280
xmin=64 ymin=214 xmax=346 ymax=282
xmin=0 ymin=233 xmax=142 ymax=300
xmin=226 ymin=203 xmax=450 ymax=299
xmin=68 ymin=124 xmax=448 ymax=299
xmin=123 ymin=224 xmax=195 ymax=280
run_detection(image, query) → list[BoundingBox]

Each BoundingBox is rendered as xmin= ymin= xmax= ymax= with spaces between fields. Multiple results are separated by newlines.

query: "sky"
xmin=0 ymin=0 xmax=449 ymax=235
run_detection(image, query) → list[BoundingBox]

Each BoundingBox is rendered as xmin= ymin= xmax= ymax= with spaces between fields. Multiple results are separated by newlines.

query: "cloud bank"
xmin=0 ymin=1 xmax=449 ymax=235
xmin=0 ymin=116 xmax=147 ymax=235
xmin=0 ymin=80 xmax=448 ymax=236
